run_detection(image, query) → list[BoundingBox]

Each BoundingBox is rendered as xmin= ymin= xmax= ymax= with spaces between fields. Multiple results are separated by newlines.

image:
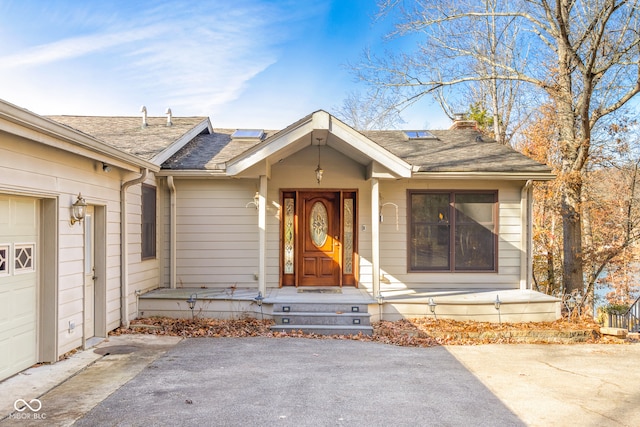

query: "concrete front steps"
xmin=271 ymin=302 xmax=373 ymax=336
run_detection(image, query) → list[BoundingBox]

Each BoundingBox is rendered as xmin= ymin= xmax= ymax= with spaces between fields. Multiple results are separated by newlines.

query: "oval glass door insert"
xmin=310 ymin=202 xmax=328 ymax=247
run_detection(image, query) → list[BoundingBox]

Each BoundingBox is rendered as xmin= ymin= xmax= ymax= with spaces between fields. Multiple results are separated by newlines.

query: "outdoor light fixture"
xmin=186 ymin=293 xmax=197 ymax=319
xmin=102 ymin=162 xmax=112 ymax=172
xmin=428 ymin=297 xmax=437 ymax=320
xmin=254 ymin=291 xmax=264 ymax=306
xmin=315 ymin=138 xmax=324 ymax=184
xmin=376 ymin=293 xmax=384 ymax=322
xmin=254 ymin=291 xmax=265 ymax=319
xmin=70 ymin=193 xmax=87 ymax=225
xmin=566 ymin=294 xmax=577 ymax=319
xmin=246 ymin=192 xmax=260 ymax=209
xmin=494 ymin=294 xmax=502 ymax=324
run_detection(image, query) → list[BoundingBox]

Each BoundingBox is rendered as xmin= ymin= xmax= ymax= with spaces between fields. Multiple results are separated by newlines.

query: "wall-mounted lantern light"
xmin=70 ymin=193 xmax=87 ymax=225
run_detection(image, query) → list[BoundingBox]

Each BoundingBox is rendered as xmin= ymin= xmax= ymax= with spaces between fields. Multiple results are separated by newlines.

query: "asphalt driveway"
xmin=74 ymin=338 xmax=522 ymax=426
xmin=2 ymin=336 xmax=639 ymax=426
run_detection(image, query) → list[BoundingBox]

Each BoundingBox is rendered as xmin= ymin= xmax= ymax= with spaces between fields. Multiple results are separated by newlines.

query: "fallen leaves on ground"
xmin=111 ymin=316 xmax=624 ymax=347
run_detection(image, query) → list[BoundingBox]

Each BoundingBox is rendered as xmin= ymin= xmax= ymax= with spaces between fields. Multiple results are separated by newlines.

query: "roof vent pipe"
xmin=165 ymin=108 xmax=173 ymax=126
xmin=140 ymin=105 xmax=148 ymax=128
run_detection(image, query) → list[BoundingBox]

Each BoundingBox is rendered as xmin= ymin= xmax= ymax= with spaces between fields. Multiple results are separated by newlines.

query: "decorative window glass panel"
xmin=310 ymin=202 xmax=328 ymax=247
xmin=284 ymin=198 xmax=295 ymax=274
xmin=343 ymin=199 xmax=353 ymax=274
xmin=0 ymin=244 xmax=8 ymax=275
xmin=409 ymin=192 xmax=496 ymax=271
xmin=14 ymin=243 xmax=35 ymax=273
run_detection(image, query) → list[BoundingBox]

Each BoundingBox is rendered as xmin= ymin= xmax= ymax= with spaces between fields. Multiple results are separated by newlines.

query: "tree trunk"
xmin=561 ymin=176 xmax=584 ymax=294
xmin=556 ymin=10 xmax=584 ymax=295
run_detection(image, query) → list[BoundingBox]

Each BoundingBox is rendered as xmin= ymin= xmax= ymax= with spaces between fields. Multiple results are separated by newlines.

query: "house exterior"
xmin=0 ymin=99 xmax=556 ymax=381
xmin=0 ymin=99 xmax=206 ymax=380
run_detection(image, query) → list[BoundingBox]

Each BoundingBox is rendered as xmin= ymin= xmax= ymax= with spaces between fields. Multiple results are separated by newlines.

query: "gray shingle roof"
xmin=164 ymin=126 xmax=550 ymax=174
xmin=162 ymin=129 xmax=277 ymax=170
xmin=46 ymin=116 xmax=208 ymax=161
xmin=46 ymin=113 xmax=550 ymax=174
xmin=363 ymin=129 xmax=551 ymax=173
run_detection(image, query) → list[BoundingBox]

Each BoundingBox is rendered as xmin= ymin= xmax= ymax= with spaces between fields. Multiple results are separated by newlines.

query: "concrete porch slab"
xmin=137 ymin=287 xmax=561 ymax=323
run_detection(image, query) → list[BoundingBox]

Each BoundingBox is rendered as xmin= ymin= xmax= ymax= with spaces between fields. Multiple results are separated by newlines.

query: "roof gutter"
xmin=0 ymin=100 xmax=158 ymax=172
xmin=412 ymin=171 xmax=556 ymax=181
xmin=120 ymin=168 xmax=148 ymax=328
xmin=154 ymin=169 xmax=228 ymax=178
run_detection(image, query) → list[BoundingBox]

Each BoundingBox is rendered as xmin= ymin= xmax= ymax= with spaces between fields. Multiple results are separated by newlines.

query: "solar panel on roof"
xmin=404 ymin=130 xmax=436 ymax=139
xmin=232 ymin=129 xmax=265 ymax=139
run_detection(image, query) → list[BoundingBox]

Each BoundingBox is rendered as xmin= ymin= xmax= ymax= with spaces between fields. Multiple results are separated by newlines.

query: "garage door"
xmin=0 ymin=195 xmax=38 ymax=381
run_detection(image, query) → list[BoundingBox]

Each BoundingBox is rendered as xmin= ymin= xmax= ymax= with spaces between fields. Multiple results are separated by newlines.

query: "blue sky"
xmin=0 ymin=0 xmax=449 ymax=130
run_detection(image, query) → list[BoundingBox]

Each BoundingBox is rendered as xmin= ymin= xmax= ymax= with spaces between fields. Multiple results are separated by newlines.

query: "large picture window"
xmin=409 ymin=191 xmax=497 ymax=272
xmin=142 ymin=184 xmax=156 ymax=260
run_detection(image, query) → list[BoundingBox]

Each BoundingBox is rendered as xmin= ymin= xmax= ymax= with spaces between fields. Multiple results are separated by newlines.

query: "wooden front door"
xmin=299 ymin=191 xmax=341 ymax=286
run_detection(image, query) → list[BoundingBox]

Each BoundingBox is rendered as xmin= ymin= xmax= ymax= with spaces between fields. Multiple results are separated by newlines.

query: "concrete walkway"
xmin=1 ymin=336 xmax=639 ymax=426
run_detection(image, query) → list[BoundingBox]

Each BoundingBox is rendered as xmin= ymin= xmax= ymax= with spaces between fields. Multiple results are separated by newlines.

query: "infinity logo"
xmin=14 ymin=398 xmax=42 ymax=412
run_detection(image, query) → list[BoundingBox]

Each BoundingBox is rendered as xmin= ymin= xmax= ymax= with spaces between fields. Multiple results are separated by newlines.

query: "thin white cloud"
xmin=0 ymin=25 xmax=167 ymax=69
xmin=0 ymin=0 xmax=315 ymax=118
xmin=0 ymin=0 xmax=331 ymax=126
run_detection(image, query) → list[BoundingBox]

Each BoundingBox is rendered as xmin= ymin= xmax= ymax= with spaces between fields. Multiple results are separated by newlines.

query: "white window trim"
xmin=14 ymin=242 xmax=36 ymax=275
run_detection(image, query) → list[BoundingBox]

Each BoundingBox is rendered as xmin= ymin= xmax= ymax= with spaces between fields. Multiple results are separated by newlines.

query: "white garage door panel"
xmin=0 ymin=195 xmax=38 ymax=381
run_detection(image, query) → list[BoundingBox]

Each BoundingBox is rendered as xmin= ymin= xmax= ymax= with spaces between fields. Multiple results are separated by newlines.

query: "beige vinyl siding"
xmin=171 ymin=179 xmax=260 ymax=288
xmin=0 ymin=129 xmax=139 ymax=357
xmin=372 ymin=179 xmax=525 ymax=291
xmin=106 ymin=209 xmax=123 ymax=329
xmin=123 ymin=180 xmax=160 ymax=320
xmin=166 ymin=144 xmax=528 ymax=293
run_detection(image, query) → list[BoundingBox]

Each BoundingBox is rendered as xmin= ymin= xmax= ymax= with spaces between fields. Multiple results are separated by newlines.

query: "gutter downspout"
xmin=520 ymin=180 xmax=534 ymax=290
xmin=167 ymin=176 xmax=177 ymax=289
xmin=120 ymin=168 xmax=148 ymax=327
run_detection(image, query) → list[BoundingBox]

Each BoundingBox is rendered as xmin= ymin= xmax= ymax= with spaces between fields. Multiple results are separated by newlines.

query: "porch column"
xmin=520 ymin=180 xmax=533 ymax=290
xmin=258 ymin=175 xmax=267 ymax=296
xmin=371 ymin=178 xmax=380 ymax=298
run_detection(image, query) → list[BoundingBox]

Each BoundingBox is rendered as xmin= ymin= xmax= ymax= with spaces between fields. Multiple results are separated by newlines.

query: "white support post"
xmin=258 ymin=175 xmax=267 ymax=296
xmin=371 ymin=178 xmax=380 ymax=298
xmin=520 ymin=180 xmax=533 ymax=290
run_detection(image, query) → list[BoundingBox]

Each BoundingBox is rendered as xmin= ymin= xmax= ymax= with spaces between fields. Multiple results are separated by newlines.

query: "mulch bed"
xmin=111 ymin=316 xmax=628 ymax=347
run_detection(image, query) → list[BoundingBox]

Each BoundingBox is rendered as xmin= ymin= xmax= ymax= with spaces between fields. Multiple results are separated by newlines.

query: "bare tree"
xmin=334 ymin=88 xmax=406 ymax=130
xmin=357 ymin=0 xmax=640 ymax=294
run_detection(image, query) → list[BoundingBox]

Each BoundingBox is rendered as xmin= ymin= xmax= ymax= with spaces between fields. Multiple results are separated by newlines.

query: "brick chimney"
xmin=450 ymin=113 xmax=478 ymax=130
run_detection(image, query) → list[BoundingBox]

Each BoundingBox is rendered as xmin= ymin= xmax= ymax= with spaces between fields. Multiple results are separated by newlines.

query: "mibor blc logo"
xmin=11 ymin=398 xmax=46 ymax=420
